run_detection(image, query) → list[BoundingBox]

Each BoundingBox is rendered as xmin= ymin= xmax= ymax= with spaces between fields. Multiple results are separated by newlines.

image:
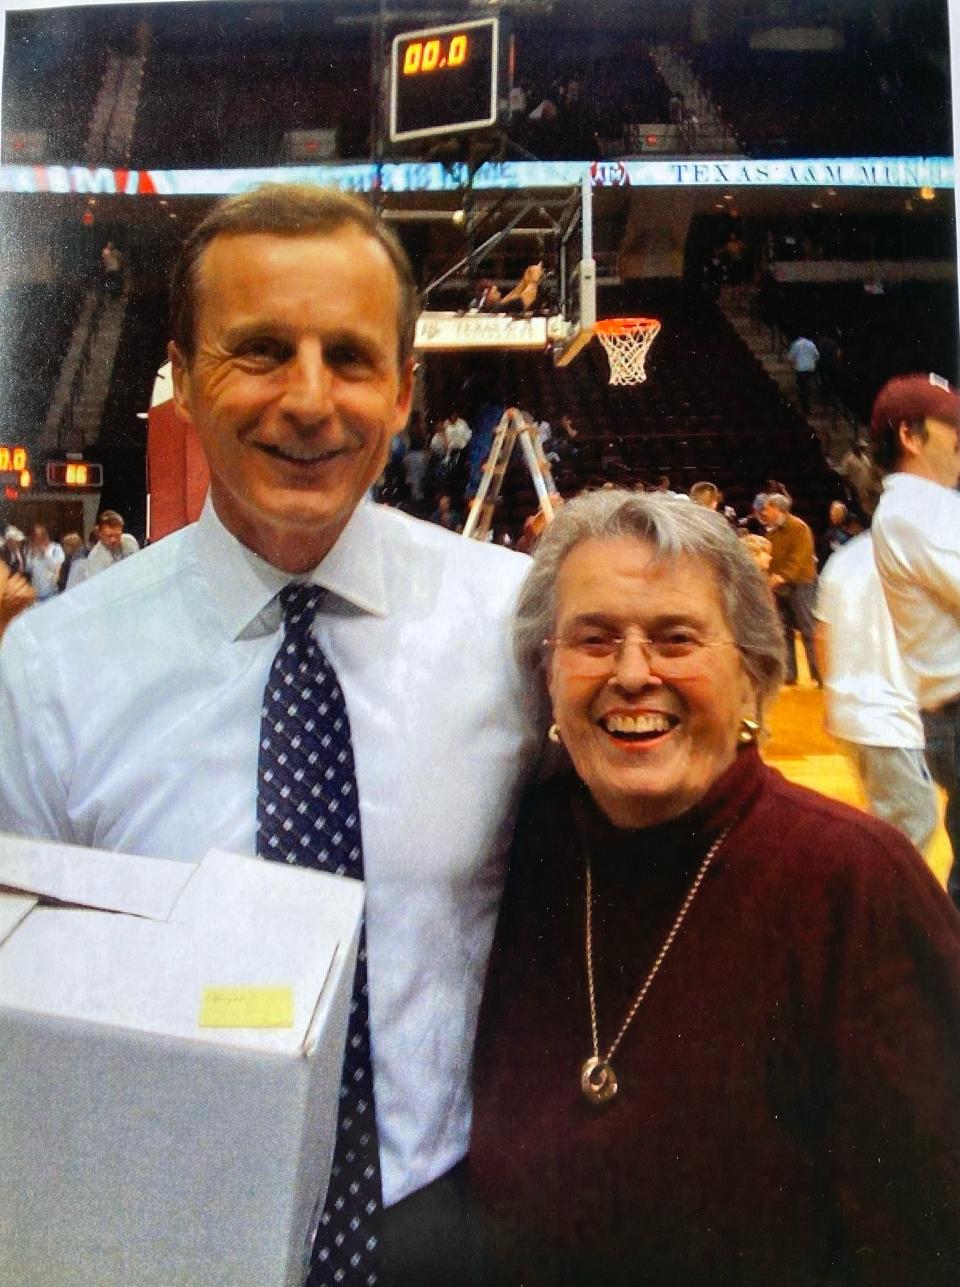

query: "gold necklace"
xmin=581 ymin=823 xmax=733 ymax=1106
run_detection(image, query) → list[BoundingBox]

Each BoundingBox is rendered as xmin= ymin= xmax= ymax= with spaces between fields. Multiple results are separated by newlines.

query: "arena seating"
xmin=686 ymin=31 xmax=951 ymax=158
xmin=771 ymin=280 xmax=960 ymax=424
xmin=0 ymin=283 xmax=86 ymax=439
xmin=424 ymin=280 xmax=835 ymax=537
xmin=1 ymin=7 xmax=951 ymax=168
xmin=98 ymin=286 xmax=170 ymax=446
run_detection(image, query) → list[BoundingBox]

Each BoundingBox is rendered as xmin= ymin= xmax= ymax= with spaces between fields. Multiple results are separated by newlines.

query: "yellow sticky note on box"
xmin=199 ymin=985 xmax=294 ymax=1029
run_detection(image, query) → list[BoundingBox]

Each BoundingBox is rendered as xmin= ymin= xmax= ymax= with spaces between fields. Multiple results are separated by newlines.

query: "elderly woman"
xmin=469 ymin=490 xmax=960 ymax=1287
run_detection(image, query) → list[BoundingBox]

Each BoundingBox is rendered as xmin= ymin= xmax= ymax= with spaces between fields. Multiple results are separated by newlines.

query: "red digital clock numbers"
xmin=402 ymin=33 xmax=468 ymax=75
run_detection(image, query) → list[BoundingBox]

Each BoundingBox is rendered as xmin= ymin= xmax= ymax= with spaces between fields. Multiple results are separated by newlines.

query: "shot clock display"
xmin=0 ymin=444 xmax=31 ymax=493
xmin=45 ymin=460 xmax=103 ymax=488
xmin=390 ymin=17 xmax=500 ymax=143
xmin=0 ymin=445 xmax=28 ymax=474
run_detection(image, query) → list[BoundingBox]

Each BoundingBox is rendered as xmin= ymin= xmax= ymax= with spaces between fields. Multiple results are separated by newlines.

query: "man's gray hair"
xmin=763 ymin=492 xmax=791 ymax=513
xmin=514 ymin=488 xmax=785 ymax=707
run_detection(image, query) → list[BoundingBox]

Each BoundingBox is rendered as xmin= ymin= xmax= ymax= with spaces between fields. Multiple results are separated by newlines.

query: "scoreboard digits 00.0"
xmin=390 ymin=17 xmax=500 ymax=143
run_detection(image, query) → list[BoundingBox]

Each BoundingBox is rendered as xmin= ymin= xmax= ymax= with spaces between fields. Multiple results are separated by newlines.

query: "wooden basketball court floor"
xmin=763 ymin=669 xmax=951 ymax=889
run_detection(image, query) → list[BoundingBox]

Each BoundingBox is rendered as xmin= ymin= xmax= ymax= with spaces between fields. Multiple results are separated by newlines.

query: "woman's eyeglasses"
xmin=543 ymin=625 xmax=738 ymax=676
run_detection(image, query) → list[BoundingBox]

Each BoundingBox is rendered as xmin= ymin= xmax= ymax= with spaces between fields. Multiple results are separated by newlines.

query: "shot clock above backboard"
xmin=389 ymin=17 xmax=501 ymax=143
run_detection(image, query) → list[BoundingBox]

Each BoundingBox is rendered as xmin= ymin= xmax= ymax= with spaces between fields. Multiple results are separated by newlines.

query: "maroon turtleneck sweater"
xmin=470 ymin=748 xmax=960 ymax=1287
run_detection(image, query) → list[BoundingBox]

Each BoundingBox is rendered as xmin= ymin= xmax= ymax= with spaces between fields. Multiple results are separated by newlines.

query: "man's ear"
xmin=168 ymin=340 xmax=193 ymax=425
xmin=897 ymin=419 xmax=923 ymax=458
xmin=391 ymin=357 xmax=416 ymax=431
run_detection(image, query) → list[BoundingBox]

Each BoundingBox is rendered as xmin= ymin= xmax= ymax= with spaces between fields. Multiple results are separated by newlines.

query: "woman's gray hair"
xmin=514 ymin=488 xmax=785 ymax=707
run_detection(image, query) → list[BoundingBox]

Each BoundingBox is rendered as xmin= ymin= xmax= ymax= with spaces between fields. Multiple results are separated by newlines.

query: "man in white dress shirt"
xmin=814 ymin=530 xmax=938 ymax=854
xmin=870 ymin=372 xmax=960 ymax=906
xmin=84 ymin=509 xmax=140 ymax=577
xmin=0 ymin=184 xmax=540 ymax=1282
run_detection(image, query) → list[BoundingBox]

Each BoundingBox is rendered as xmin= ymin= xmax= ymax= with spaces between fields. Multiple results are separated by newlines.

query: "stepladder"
xmin=463 ymin=408 xmax=560 ymax=542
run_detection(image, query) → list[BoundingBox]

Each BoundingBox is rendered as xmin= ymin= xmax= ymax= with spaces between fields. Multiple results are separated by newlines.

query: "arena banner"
xmin=0 ymin=156 xmax=952 ymax=196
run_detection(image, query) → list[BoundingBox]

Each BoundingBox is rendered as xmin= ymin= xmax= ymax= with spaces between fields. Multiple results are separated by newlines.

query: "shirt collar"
xmin=882 ymin=471 xmax=953 ymax=495
xmin=194 ymin=495 xmax=390 ymax=641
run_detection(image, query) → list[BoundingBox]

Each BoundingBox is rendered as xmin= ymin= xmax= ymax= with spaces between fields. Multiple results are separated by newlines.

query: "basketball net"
xmin=594 ymin=317 xmax=661 ymax=386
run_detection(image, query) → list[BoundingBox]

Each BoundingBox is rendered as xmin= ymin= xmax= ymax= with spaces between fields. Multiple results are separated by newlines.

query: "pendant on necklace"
xmin=580 ymin=1056 xmax=618 ymax=1105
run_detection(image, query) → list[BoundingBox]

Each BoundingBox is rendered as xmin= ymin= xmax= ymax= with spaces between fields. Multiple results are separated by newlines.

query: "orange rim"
xmin=594 ymin=317 xmax=660 ymax=335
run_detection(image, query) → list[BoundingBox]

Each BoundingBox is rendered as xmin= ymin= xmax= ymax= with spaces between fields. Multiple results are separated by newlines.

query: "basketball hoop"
xmin=593 ymin=317 xmax=661 ymax=386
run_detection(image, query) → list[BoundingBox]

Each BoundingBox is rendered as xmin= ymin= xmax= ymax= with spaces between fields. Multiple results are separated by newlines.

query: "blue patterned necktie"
xmin=257 ymin=584 xmax=382 ymax=1287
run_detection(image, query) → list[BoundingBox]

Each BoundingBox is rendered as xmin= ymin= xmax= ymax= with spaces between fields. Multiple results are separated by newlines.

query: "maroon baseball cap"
xmin=870 ymin=372 xmax=960 ymax=439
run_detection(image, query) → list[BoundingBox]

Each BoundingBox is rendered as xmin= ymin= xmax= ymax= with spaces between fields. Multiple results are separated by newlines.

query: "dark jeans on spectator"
xmin=795 ymin=369 xmax=814 ymax=414
xmin=921 ymin=701 xmax=960 ymax=907
xmin=777 ymin=581 xmax=821 ymax=685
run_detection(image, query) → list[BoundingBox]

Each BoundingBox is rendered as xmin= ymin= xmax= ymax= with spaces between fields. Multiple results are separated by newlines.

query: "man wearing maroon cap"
xmin=870 ymin=371 xmax=960 ymax=905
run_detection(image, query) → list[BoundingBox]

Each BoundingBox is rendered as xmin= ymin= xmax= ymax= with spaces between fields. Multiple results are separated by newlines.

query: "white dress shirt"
xmin=814 ymin=531 xmax=924 ymax=747
xmin=787 ymin=337 xmax=819 ymax=372
xmin=85 ymin=532 xmax=140 ymax=577
xmin=24 ymin=542 xmax=64 ymax=599
xmin=872 ymin=472 xmax=960 ymax=711
xmin=0 ymin=497 xmax=541 ymax=1205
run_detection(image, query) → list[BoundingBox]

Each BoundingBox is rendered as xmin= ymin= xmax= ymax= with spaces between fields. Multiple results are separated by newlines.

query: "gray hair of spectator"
xmin=513 ymin=488 xmax=785 ymax=708
xmin=170 ymin=183 xmax=421 ymax=371
xmin=870 ymin=416 xmax=927 ymax=474
xmin=97 ymin=509 xmax=124 ymax=528
xmin=762 ymin=492 xmax=792 ymax=514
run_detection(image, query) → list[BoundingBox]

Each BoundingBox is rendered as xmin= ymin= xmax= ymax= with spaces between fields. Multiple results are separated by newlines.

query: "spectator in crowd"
xmin=500 ymin=262 xmax=544 ymax=315
xmin=429 ymin=421 xmax=449 ymax=458
xmin=85 ymin=510 xmax=140 ymax=577
xmin=24 ymin=524 xmax=64 ymax=601
xmin=740 ymin=531 xmax=772 ymax=571
xmin=469 ymin=279 xmax=503 ymax=313
xmin=759 ymin=493 xmax=822 ymax=687
xmin=871 ymin=372 xmax=960 ymax=907
xmin=101 ymin=241 xmax=123 ymax=294
xmin=0 ymin=182 xmax=540 ymax=1286
xmin=508 ymin=82 xmax=527 ymax=128
xmin=430 ymin=493 xmax=460 ymax=531
xmin=816 ymin=326 xmax=843 ymax=409
xmin=0 ymin=554 xmax=35 ymax=640
xmin=787 ymin=333 xmax=820 ymax=414
xmin=689 ymin=481 xmax=720 ymax=510
xmin=815 ymin=529 xmax=938 ymax=855
xmin=402 ymin=430 xmax=429 ymax=512
xmin=442 ymin=412 xmax=472 ymax=453
xmin=2 ymin=525 xmax=27 ymax=577
xmin=763 ymin=478 xmax=792 ymax=503
xmin=516 ymin=495 xmax=564 ymax=555
xmin=545 ymin=415 xmax=579 ymax=468
xmin=721 ymin=231 xmax=748 ymax=285
xmin=818 ymin=500 xmax=851 ymax=566
xmin=58 ymin=532 xmax=88 ymax=591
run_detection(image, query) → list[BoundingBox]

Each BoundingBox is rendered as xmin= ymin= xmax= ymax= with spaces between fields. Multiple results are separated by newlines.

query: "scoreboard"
xmin=0 ymin=443 xmax=31 ymax=494
xmin=389 ymin=17 xmax=502 ymax=143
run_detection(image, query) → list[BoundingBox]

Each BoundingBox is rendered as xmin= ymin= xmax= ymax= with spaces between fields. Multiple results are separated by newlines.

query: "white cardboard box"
xmin=0 ymin=833 xmax=364 ymax=1287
